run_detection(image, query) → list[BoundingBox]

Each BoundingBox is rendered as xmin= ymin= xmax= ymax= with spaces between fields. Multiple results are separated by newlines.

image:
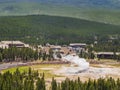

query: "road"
xmin=0 ymin=61 xmax=69 ymax=71
xmin=0 ymin=62 xmax=27 ymax=71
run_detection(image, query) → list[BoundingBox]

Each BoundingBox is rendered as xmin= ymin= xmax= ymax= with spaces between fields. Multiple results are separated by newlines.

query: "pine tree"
xmin=51 ymin=77 xmax=57 ymax=90
xmin=0 ymin=53 xmax=3 ymax=62
xmin=36 ymin=77 xmax=46 ymax=90
xmin=34 ymin=50 xmax=39 ymax=60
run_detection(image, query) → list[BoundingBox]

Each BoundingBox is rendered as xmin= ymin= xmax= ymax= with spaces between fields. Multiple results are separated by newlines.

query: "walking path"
xmin=0 ymin=62 xmax=27 ymax=71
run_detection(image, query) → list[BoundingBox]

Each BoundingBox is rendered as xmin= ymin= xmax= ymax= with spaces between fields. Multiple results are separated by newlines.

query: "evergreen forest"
xmin=0 ymin=68 xmax=120 ymax=90
xmin=0 ymin=15 xmax=120 ymax=45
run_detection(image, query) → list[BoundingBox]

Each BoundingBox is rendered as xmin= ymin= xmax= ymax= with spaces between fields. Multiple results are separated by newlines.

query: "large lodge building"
xmin=0 ymin=41 xmax=29 ymax=49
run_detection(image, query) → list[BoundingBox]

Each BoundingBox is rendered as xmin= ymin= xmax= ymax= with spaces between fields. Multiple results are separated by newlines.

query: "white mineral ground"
xmin=53 ymin=55 xmax=120 ymax=82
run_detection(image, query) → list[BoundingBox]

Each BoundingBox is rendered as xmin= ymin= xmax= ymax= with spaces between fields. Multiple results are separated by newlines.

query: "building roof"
xmin=1 ymin=41 xmax=24 ymax=45
xmin=70 ymin=43 xmax=86 ymax=46
xmin=96 ymin=52 xmax=120 ymax=55
xmin=50 ymin=45 xmax=61 ymax=49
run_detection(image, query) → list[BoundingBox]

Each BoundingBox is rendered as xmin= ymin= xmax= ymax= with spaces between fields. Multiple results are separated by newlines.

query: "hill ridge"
xmin=0 ymin=15 xmax=120 ymax=44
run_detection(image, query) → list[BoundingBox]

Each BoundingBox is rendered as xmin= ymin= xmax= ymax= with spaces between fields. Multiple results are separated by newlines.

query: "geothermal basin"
xmin=53 ymin=54 xmax=120 ymax=81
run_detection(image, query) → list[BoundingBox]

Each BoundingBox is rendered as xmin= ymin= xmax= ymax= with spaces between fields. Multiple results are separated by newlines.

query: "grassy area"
xmin=90 ymin=59 xmax=120 ymax=67
xmin=2 ymin=66 xmax=29 ymax=73
xmin=110 ymin=64 xmax=120 ymax=67
xmin=2 ymin=64 xmax=65 ymax=78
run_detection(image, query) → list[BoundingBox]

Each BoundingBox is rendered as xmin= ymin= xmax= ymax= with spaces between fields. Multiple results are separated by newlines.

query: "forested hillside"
xmin=0 ymin=15 xmax=120 ymax=44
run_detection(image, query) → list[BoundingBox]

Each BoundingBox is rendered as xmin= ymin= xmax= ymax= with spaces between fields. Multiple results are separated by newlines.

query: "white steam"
xmin=62 ymin=54 xmax=89 ymax=74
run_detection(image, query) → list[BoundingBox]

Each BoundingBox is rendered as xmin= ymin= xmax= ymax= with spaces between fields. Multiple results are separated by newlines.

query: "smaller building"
xmin=50 ymin=46 xmax=61 ymax=52
xmin=69 ymin=43 xmax=87 ymax=53
xmin=70 ymin=43 xmax=87 ymax=48
xmin=95 ymin=52 xmax=120 ymax=59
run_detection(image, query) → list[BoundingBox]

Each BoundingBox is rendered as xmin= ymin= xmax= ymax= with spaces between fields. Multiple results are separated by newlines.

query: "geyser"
xmin=62 ymin=54 xmax=89 ymax=74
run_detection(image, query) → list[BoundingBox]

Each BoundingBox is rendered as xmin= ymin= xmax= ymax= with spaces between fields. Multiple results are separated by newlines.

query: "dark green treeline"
xmin=54 ymin=77 xmax=120 ymax=90
xmin=0 ymin=47 xmax=39 ymax=62
xmin=0 ymin=68 xmax=120 ymax=90
xmin=0 ymin=47 xmax=55 ymax=62
xmin=0 ymin=68 xmax=45 ymax=90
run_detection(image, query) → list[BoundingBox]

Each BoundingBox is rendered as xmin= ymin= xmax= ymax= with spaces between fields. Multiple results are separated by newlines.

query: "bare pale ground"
xmin=44 ymin=60 xmax=120 ymax=83
xmin=24 ymin=60 xmax=120 ymax=85
xmin=11 ymin=60 xmax=118 ymax=83
xmin=33 ymin=61 xmax=119 ymax=90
